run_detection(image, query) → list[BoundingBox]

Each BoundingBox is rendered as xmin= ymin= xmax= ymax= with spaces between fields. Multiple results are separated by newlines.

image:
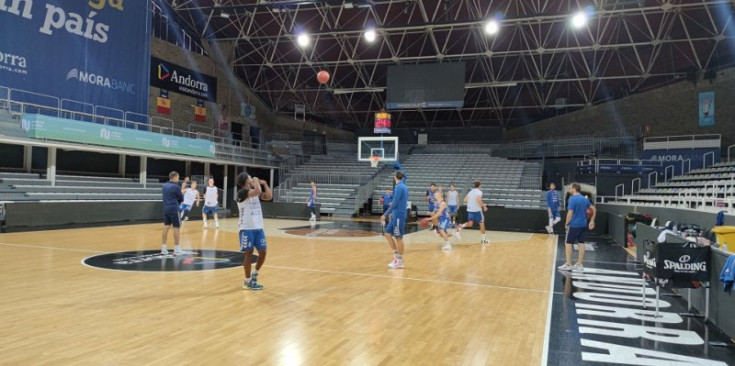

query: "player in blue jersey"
xmin=545 ymin=182 xmax=561 ymax=234
xmin=381 ymin=170 xmax=408 ymax=269
xmin=307 ymin=181 xmax=317 ymax=222
xmin=426 ymin=191 xmax=460 ymax=251
xmin=558 ymin=183 xmax=596 ymax=272
xmin=379 ymin=188 xmax=393 ymax=218
xmin=426 ymin=183 xmax=437 ymax=229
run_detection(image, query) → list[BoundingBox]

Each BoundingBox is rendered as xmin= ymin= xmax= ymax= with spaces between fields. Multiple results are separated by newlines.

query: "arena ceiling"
xmin=165 ymin=0 xmax=735 ymax=130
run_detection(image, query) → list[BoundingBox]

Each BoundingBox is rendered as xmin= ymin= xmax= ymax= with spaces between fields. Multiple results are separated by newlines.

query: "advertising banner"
xmin=643 ymin=241 xmax=711 ymax=289
xmin=22 ymin=114 xmax=215 ymax=158
xmin=150 ymin=56 xmax=217 ymax=101
xmin=0 ymin=1 xmax=151 ymax=114
xmin=698 ymin=91 xmax=714 ymax=126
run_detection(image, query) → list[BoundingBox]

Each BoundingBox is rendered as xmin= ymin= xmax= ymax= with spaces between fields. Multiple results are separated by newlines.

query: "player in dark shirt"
xmin=161 ymin=171 xmax=185 ymax=255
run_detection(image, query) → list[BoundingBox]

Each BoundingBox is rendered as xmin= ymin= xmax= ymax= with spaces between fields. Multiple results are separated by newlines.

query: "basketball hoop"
xmin=370 ymin=155 xmax=381 ymax=168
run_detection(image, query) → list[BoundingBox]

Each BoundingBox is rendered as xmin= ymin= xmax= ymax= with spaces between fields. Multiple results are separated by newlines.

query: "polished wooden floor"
xmin=0 ymin=219 xmax=556 ymax=366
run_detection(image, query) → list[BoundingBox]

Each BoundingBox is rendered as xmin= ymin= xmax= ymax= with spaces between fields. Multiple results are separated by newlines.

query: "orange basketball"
xmin=587 ymin=207 xmax=594 ymax=221
xmin=419 ymin=218 xmax=429 ymax=228
xmin=317 ymin=70 xmax=330 ymax=84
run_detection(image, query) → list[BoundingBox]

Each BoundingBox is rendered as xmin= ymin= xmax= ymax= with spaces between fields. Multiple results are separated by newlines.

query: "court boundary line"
xmin=263 ymin=264 xmax=549 ymax=294
xmin=0 ymin=242 xmax=106 ymax=253
xmin=540 ymin=236 xmax=559 ymax=366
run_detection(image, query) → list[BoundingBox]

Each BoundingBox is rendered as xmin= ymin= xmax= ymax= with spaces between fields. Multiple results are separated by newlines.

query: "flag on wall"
xmin=195 ymin=99 xmax=207 ymax=122
xmin=156 ymin=90 xmax=171 ymax=115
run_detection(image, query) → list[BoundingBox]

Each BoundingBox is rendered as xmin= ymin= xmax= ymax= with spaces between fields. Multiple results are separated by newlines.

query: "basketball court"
xmin=0 ymin=218 xmax=555 ymax=365
xmin=2 ymin=1 xmax=735 ymax=365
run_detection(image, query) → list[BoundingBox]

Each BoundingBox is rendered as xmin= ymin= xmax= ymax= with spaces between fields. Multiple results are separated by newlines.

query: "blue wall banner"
xmin=22 ymin=114 xmax=216 ymax=158
xmin=642 ymin=148 xmax=720 ymax=174
xmin=150 ymin=56 xmax=217 ymax=101
xmin=698 ymin=91 xmax=715 ymax=126
xmin=0 ymin=1 xmax=151 ymax=115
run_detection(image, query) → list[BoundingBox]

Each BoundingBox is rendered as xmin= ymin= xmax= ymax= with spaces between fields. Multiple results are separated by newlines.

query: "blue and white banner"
xmin=642 ymin=148 xmax=720 ymax=174
xmin=0 ymin=1 xmax=151 ymax=115
xmin=698 ymin=91 xmax=714 ymax=127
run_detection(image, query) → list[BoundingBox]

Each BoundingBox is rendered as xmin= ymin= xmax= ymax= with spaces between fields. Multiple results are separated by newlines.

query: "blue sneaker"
xmin=243 ymin=277 xmax=263 ymax=291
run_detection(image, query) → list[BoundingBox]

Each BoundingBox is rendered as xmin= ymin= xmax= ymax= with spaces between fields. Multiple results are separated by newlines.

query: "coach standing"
xmin=161 ymin=171 xmax=185 ymax=255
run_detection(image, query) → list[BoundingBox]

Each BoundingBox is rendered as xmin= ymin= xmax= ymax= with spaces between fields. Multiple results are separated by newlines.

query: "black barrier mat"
xmin=545 ymin=236 xmax=735 ymax=365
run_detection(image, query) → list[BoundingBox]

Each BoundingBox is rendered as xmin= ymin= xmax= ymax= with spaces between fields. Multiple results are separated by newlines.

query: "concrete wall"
xmin=148 ymin=38 xmax=354 ymax=142
xmin=505 ymin=69 xmax=735 ymax=148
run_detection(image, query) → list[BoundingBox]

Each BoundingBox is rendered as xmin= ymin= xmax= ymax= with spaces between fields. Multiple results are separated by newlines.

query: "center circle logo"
xmin=83 ymin=249 xmax=255 ymax=272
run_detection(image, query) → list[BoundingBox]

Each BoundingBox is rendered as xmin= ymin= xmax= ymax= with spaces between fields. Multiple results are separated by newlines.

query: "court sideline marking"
xmin=0 ymin=241 xmax=552 ymax=294
xmin=540 ymin=237 xmax=559 ymax=366
xmin=0 ymin=242 xmax=106 ymax=253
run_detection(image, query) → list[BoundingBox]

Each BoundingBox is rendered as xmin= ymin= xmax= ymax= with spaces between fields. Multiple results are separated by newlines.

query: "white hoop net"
xmin=370 ymin=156 xmax=381 ymax=168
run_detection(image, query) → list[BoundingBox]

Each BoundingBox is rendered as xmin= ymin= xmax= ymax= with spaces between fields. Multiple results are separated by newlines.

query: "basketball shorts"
xmin=240 ymin=229 xmax=267 ymax=251
xmin=448 ymin=205 xmax=458 ymax=214
xmin=203 ymin=205 xmax=218 ymax=214
xmin=385 ymin=215 xmax=406 ymax=238
xmin=566 ymin=226 xmax=587 ymax=245
xmin=383 ymin=205 xmax=390 ymax=213
xmin=438 ymin=217 xmax=451 ymax=231
xmin=163 ymin=210 xmax=181 ymax=228
xmin=428 ymin=202 xmax=436 ymax=213
xmin=467 ymin=211 xmax=484 ymax=223
xmin=179 ymin=204 xmax=192 ymax=212
xmin=548 ymin=207 xmax=560 ymax=219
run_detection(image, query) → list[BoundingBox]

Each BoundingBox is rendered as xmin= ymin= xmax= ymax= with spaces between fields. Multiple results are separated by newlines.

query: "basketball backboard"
xmin=358 ymin=136 xmax=398 ymax=162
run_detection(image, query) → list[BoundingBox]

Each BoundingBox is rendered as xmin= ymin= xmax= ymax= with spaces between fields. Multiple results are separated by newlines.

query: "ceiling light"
xmin=219 ymin=11 xmax=230 ymax=19
xmin=484 ymin=20 xmax=499 ymax=35
xmin=571 ymin=11 xmax=587 ymax=29
xmin=364 ymin=29 xmax=377 ymax=43
xmin=296 ymin=33 xmax=310 ymax=48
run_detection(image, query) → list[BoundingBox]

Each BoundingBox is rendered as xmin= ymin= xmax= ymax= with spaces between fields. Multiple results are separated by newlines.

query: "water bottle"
xmin=723 ymin=242 xmax=729 ymax=253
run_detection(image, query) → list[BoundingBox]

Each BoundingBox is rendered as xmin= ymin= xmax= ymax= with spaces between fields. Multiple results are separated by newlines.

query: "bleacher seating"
xmin=371 ymin=154 xmax=545 ymax=215
xmin=275 ymin=150 xmax=379 ymax=216
xmin=608 ymin=160 xmax=735 ymax=212
xmin=0 ymin=172 xmax=162 ymax=201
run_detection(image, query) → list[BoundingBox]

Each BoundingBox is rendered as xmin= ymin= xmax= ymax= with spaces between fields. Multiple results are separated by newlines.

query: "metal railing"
xmin=0 ymin=96 xmax=278 ymax=167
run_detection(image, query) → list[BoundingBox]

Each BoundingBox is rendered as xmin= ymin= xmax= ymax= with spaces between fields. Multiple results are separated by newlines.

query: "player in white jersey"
xmin=178 ymin=181 xmax=200 ymax=223
xmin=446 ymin=183 xmax=460 ymax=226
xmin=236 ymin=172 xmax=273 ymax=291
xmin=202 ymin=177 xmax=219 ymax=229
xmin=457 ymin=180 xmax=489 ymax=244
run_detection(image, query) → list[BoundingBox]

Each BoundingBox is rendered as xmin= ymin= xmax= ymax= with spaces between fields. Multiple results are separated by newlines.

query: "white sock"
xmin=215 ymin=218 xmax=219 ymax=223
xmin=174 ymin=244 xmax=180 ymax=250
xmin=445 ymin=241 xmax=451 ymax=246
xmin=161 ymin=244 xmax=167 ymax=251
xmin=482 ymin=234 xmax=486 ymax=240
xmin=548 ymin=218 xmax=553 ymax=228
xmin=245 ymin=277 xmax=251 ymax=283
xmin=552 ymin=217 xmax=561 ymax=225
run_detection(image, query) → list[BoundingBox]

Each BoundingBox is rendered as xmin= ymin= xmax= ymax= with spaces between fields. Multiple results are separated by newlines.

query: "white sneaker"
xmin=545 ymin=226 xmax=552 ymax=234
xmin=427 ymin=223 xmax=434 ymax=230
xmin=572 ymin=263 xmax=584 ymax=272
xmin=203 ymin=222 xmax=208 ymax=228
xmin=481 ymin=238 xmax=489 ymax=245
xmin=173 ymin=247 xmax=185 ymax=256
xmin=453 ymin=230 xmax=462 ymax=240
xmin=388 ymin=260 xmax=405 ymax=269
xmin=442 ymin=243 xmax=452 ymax=251
xmin=161 ymin=248 xmax=169 ymax=255
xmin=215 ymin=223 xmax=220 ymax=229
xmin=558 ymin=263 xmax=573 ymax=271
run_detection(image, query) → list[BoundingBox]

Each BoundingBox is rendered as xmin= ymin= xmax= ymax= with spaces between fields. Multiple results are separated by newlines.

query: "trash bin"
xmin=711 ymin=226 xmax=735 ymax=247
